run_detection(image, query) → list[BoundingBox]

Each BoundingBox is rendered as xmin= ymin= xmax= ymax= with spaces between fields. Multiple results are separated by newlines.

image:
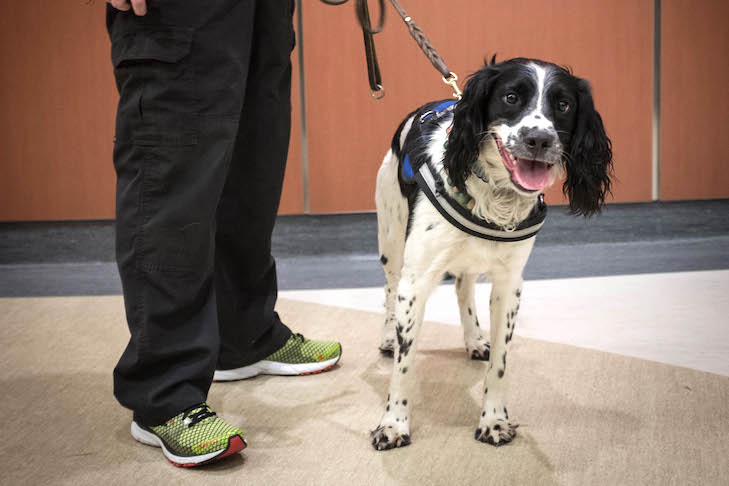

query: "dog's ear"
xmin=563 ymin=79 xmax=614 ymax=216
xmin=443 ymin=67 xmax=499 ymax=192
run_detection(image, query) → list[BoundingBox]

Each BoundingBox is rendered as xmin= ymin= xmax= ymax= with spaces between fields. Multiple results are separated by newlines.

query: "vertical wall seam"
xmin=652 ymin=0 xmax=661 ymax=201
xmin=296 ymin=0 xmax=310 ymax=213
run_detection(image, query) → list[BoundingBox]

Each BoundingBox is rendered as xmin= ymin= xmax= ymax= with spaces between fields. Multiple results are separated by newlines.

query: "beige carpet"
xmin=1 ymin=296 xmax=728 ymax=486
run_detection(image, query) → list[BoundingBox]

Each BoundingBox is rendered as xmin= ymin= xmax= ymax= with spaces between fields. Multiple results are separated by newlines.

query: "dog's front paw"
xmin=467 ymin=337 xmax=490 ymax=361
xmin=371 ymin=425 xmax=411 ymax=450
xmin=474 ymin=419 xmax=518 ymax=446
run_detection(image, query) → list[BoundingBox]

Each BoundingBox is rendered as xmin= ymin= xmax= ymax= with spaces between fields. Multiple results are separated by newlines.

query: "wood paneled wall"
xmin=1 ymin=1 xmax=726 ymax=221
xmin=660 ymin=0 xmax=729 ymax=200
xmin=0 ymin=2 xmax=303 ymax=221
xmin=0 ymin=2 xmax=118 ymax=221
xmin=280 ymin=32 xmax=304 ymax=214
xmin=301 ymin=0 xmax=654 ymax=212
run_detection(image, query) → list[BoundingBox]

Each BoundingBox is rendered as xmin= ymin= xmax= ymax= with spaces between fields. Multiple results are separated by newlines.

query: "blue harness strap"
xmin=400 ymin=99 xmax=456 ymax=184
xmin=402 ymin=154 xmax=414 ymax=179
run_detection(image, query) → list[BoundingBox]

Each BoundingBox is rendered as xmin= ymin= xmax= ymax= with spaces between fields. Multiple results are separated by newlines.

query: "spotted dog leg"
xmin=455 ymin=273 xmax=490 ymax=360
xmin=378 ymin=252 xmax=403 ymax=356
xmin=474 ymin=278 xmax=522 ymax=446
xmin=375 ymin=150 xmax=408 ymax=355
xmin=371 ymin=273 xmax=437 ymax=450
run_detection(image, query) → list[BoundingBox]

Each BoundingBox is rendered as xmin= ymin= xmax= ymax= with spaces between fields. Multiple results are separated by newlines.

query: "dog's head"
xmin=443 ymin=57 xmax=613 ymax=216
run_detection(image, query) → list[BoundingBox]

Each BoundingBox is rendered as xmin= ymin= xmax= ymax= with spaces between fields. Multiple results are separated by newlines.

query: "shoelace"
xmin=181 ymin=403 xmax=217 ymax=428
xmin=294 ymin=333 xmax=307 ymax=343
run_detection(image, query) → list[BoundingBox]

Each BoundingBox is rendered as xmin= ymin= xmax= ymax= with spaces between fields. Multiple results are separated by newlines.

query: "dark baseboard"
xmin=1 ymin=199 xmax=728 ymax=264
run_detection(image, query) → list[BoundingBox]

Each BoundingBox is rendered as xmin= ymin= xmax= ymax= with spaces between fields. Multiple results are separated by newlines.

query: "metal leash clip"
xmin=442 ymin=72 xmax=462 ymax=100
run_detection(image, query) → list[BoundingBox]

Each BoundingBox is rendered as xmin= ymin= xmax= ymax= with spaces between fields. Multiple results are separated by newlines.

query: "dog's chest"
xmin=409 ymin=195 xmax=537 ymax=276
xmin=447 ymin=236 xmax=535 ymax=276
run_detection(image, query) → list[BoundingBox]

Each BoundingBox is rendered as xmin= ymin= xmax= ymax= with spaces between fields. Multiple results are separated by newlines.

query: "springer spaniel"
xmin=371 ymin=57 xmax=613 ymax=449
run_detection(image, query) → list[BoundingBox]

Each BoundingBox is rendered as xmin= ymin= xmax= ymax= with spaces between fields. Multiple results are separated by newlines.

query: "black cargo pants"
xmin=107 ymin=0 xmax=293 ymax=425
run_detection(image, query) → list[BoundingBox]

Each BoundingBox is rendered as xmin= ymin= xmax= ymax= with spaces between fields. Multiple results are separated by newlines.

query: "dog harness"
xmin=399 ymin=100 xmax=548 ymax=242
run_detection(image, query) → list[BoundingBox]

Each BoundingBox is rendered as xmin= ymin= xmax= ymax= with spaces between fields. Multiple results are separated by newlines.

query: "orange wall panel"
xmin=279 ymin=23 xmax=304 ymax=214
xmin=660 ymin=0 xmax=729 ymax=200
xmin=0 ymin=2 xmax=303 ymax=221
xmin=12 ymin=1 xmax=722 ymax=219
xmin=0 ymin=2 xmax=118 ymax=221
xmin=302 ymin=0 xmax=653 ymax=213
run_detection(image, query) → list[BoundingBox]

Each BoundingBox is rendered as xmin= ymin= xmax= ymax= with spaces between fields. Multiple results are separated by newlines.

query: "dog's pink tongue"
xmin=512 ymin=158 xmax=552 ymax=190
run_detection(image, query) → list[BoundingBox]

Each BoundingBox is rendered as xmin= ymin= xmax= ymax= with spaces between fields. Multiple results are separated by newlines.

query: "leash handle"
xmin=319 ymin=0 xmax=386 ymax=98
xmin=320 ymin=0 xmax=462 ymax=100
xmin=360 ymin=0 xmax=386 ymax=98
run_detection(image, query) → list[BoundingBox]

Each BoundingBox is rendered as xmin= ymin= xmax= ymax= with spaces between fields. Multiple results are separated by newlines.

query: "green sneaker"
xmin=213 ymin=333 xmax=342 ymax=381
xmin=131 ymin=403 xmax=246 ymax=467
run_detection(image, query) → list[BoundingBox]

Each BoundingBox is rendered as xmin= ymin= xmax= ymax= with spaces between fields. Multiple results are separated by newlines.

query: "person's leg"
xmin=214 ymin=0 xmax=296 ymax=370
xmin=108 ymin=0 xmax=256 ymax=426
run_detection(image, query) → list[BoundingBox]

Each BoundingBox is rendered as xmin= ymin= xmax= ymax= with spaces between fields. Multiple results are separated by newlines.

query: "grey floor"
xmin=1 ymin=200 xmax=728 ymax=297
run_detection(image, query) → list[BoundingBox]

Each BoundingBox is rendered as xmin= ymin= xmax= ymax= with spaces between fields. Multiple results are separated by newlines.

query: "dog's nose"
xmin=523 ymin=128 xmax=553 ymax=151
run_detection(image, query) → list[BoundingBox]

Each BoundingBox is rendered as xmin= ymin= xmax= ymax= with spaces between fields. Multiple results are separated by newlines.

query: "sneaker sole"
xmin=213 ymin=350 xmax=342 ymax=382
xmin=131 ymin=422 xmax=246 ymax=467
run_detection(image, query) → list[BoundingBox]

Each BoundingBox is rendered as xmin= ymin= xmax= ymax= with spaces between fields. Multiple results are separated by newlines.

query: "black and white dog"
xmin=371 ymin=57 xmax=613 ymax=450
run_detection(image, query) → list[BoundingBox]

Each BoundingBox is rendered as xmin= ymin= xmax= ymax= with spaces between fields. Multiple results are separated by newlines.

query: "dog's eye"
xmin=558 ymin=100 xmax=570 ymax=113
xmin=505 ymin=93 xmax=519 ymax=104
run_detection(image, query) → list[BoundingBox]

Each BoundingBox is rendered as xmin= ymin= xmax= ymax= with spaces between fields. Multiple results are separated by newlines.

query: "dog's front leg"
xmin=371 ymin=273 xmax=436 ymax=450
xmin=474 ymin=276 xmax=522 ymax=446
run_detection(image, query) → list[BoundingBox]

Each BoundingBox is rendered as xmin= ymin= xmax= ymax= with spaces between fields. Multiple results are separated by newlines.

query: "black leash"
xmin=319 ymin=0 xmax=462 ymax=100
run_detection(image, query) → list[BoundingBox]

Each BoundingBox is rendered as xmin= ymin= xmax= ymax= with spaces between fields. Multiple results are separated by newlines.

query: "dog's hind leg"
xmin=455 ymin=273 xmax=490 ymax=360
xmin=375 ymin=149 xmax=408 ymax=355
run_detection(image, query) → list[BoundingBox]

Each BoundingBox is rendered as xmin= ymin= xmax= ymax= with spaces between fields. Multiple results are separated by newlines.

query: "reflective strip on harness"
xmin=415 ymin=163 xmax=545 ymax=242
xmin=420 ymin=100 xmax=458 ymax=122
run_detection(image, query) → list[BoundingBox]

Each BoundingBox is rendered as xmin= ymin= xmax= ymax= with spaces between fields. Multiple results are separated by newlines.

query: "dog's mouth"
xmin=493 ymin=135 xmax=554 ymax=192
